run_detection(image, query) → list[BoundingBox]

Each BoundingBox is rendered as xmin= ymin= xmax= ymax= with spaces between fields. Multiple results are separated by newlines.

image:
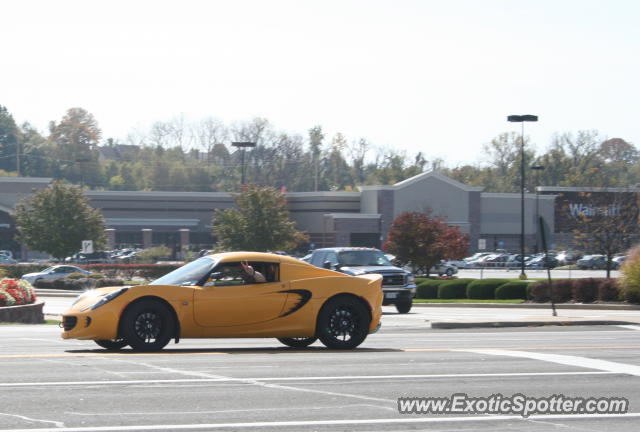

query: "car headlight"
xmin=82 ymin=288 xmax=129 ymax=311
xmin=407 ymin=274 xmax=415 ymax=283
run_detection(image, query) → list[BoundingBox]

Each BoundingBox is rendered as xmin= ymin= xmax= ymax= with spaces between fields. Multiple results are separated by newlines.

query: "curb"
xmin=430 ymin=320 xmax=640 ymax=329
xmin=35 ymin=289 xmax=82 ymax=298
xmin=0 ymin=301 xmax=45 ymax=324
xmin=412 ymin=303 xmax=640 ymax=310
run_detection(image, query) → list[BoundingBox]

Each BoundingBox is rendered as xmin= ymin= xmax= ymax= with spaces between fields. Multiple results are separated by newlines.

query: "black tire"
xmin=317 ymin=296 xmax=370 ymax=349
xmin=95 ymin=338 xmax=128 ymax=350
xmin=395 ymin=301 xmax=412 ymax=314
xmin=120 ymin=299 xmax=174 ymax=352
xmin=277 ymin=337 xmax=318 ymax=348
xmin=445 ymin=268 xmax=454 ymax=276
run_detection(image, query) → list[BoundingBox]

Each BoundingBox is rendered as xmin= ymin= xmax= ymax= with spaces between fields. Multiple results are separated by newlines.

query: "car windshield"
xmin=150 ymin=257 xmax=217 ymax=286
xmin=337 ymin=250 xmax=392 ymax=266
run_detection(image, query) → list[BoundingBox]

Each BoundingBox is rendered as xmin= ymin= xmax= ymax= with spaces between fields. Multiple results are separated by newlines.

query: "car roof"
xmin=206 ymin=251 xmax=313 ymax=265
xmin=313 ymin=247 xmax=380 ymax=252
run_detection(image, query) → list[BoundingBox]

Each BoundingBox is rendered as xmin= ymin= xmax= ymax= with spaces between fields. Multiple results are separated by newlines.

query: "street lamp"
xmin=231 ymin=141 xmax=256 ymax=186
xmin=507 ymin=114 xmax=538 ymax=279
xmin=530 ymin=165 xmax=545 ymax=253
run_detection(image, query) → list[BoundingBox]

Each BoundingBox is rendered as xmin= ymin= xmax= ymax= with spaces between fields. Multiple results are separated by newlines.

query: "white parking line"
xmin=617 ymin=325 xmax=640 ymax=331
xmin=0 ymin=371 xmax=615 ymax=388
xmin=2 ymin=413 xmax=640 ymax=432
xmin=464 ymin=349 xmax=640 ymax=376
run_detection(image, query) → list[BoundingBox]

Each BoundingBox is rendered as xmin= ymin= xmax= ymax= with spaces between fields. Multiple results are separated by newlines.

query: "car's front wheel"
xmin=95 ymin=338 xmax=128 ymax=350
xmin=317 ymin=296 xmax=370 ymax=349
xmin=120 ymin=300 xmax=174 ymax=352
xmin=395 ymin=301 xmax=412 ymax=314
xmin=277 ymin=337 xmax=318 ymax=348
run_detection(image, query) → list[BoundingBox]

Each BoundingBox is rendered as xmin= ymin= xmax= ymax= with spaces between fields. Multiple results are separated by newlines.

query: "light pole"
xmin=507 ymin=114 xmax=538 ymax=279
xmin=231 ymin=141 xmax=256 ymax=186
xmin=530 ymin=165 xmax=545 ymax=253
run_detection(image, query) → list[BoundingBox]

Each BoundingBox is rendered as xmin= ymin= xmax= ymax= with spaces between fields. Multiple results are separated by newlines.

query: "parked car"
xmin=309 ymin=247 xmax=415 ymax=313
xmin=612 ymin=255 xmax=627 ymax=270
xmin=432 ymin=260 xmax=458 ymax=276
xmin=555 ymin=250 xmax=583 ymax=266
xmin=525 ymin=255 xmax=559 ymax=269
xmin=0 ymin=255 xmax=17 ymax=264
xmin=21 ymin=265 xmax=91 ymax=284
xmin=577 ymin=255 xmax=606 ymax=270
xmin=61 ymin=251 xmax=383 ymax=351
xmin=66 ymin=251 xmax=112 ymax=264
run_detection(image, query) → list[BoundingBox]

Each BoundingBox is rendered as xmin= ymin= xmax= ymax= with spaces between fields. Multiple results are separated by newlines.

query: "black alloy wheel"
xmin=94 ymin=338 xmax=129 ymax=350
xmin=277 ymin=337 xmax=318 ymax=348
xmin=120 ymin=300 xmax=174 ymax=352
xmin=317 ymin=296 xmax=370 ymax=349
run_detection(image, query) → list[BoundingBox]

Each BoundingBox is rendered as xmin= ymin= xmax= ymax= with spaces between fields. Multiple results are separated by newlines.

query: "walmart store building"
xmin=0 ymin=172 xmax=573 ymax=259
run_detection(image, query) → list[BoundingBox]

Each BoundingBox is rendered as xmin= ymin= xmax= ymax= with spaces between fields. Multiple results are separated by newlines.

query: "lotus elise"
xmin=61 ymin=252 xmax=383 ymax=351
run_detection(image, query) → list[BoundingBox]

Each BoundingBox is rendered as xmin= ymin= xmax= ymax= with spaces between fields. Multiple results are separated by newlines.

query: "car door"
xmin=193 ymin=261 xmax=288 ymax=327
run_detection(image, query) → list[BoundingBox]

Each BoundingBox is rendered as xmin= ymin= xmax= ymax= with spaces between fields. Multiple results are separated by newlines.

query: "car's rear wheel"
xmin=445 ymin=268 xmax=454 ymax=276
xmin=95 ymin=338 xmax=128 ymax=350
xmin=120 ymin=300 xmax=174 ymax=352
xmin=277 ymin=337 xmax=318 ymax=348
xmin=395 ymin=301 xmax=412 ymax=314
xmin=317 ymin=296 xmax=370 ymax=349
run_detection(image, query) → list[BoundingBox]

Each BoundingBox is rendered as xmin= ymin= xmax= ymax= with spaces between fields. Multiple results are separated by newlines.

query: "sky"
xmin=2 ymin=0 xmax=640 ymax=167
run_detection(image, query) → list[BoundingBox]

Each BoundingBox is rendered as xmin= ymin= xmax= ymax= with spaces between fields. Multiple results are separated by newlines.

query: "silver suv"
xmin=308 ymin=247 xmax=416 ymax=313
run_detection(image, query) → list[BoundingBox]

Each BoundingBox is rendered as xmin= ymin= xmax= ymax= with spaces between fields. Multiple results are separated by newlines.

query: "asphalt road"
xmin=1 ymin=316 xmax=639 ymax=431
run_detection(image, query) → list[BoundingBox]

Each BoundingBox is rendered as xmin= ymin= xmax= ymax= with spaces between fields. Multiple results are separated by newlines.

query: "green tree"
xmin=383 ymin=211 xmax=469 ymax=275
xmin=48 ymin=107 xmax=102 ymax=186
xmin=15 ymin=181 xmax=106 ymax=260
xmin=0 ymin=105 xmax=20 ymax=173
xmin=213 ymin=185 xmax=307 ymax=251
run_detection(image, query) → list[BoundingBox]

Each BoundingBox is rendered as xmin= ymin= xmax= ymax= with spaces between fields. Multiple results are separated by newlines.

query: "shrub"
xmin=528 ymin=279 xmax=573 ymax=303
xmin=572 ymin=278 xmax=600 ymax=303
xmin=0 ymin=279 xmax=36 ymax=306
xmin=619 ymin=245 xmax=640 ymax=303
xmin=551 ymin=279 xmax=573 ymax=303
xmin=68 ymin=272 xmax=88 ymax=279
xmin=96 ymin=278 xmax=125 ymax=287
xmin=416 ymin=280 xmax=441 ymax=299
xmin=136 ymin=246 xmax=172 ymax=263
xmin=528 ymin=281 xmax=550 ymax=302
xmin=598 ymin=278 xmax=621 ymax=302
xmin=466 ymin=279 xmax=507 ymax=300
xmin=438 ymin=279 xmax=473 ymax=299
xmin=88 ymin=273 xmax=105 ymax=279
xmin=495 ymin=281 xmax=529 ymax=300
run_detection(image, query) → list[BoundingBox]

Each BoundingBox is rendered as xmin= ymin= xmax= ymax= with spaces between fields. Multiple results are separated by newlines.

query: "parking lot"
xmin=1 ymin=309 xmax=639 ymax=431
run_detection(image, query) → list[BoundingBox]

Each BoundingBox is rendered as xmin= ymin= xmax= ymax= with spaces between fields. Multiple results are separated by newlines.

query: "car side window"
xmin=208 ymin=262 xmax=279 ymax=286
xmin=311 ymin=251 xmax=325 ymax=267
xmin=325 ymin=252 xmax=338 ymax=265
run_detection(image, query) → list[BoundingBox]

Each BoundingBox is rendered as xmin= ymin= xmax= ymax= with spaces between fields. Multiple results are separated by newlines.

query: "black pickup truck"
xmin=308 ymin=247 xmax=416 ymax=313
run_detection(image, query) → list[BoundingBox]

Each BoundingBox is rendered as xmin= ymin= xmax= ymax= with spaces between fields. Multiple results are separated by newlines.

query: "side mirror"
xmin=323 ymin=261 xmax=332 ymax=269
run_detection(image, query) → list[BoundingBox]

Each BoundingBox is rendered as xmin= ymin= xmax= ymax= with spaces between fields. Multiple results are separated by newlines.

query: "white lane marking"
xmin=66 ymin=403 xmax=387 ymax=416
xmin=108 ymin=358 xmax=393 ymax=404
xmin=617 ymin=325 xmax=640 ymax=331
xmin=2 ymin=413 xmax=640 ymax=432
xmin=0 ymin=413 xmax=64 ymax=428
xmin=0 ymin=371 xmax=614 ymax=388
xmin=464 ymin=349 xmax=640 ymax=376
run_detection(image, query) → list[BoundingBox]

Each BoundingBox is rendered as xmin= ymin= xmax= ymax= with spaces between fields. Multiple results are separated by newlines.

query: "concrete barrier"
xmin=0 ymin=300 xmax=45 ymax=323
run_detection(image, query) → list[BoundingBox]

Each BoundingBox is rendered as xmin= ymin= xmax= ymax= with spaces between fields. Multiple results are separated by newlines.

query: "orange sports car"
xmin=61 ymin=251 xmax=383 ymax=351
